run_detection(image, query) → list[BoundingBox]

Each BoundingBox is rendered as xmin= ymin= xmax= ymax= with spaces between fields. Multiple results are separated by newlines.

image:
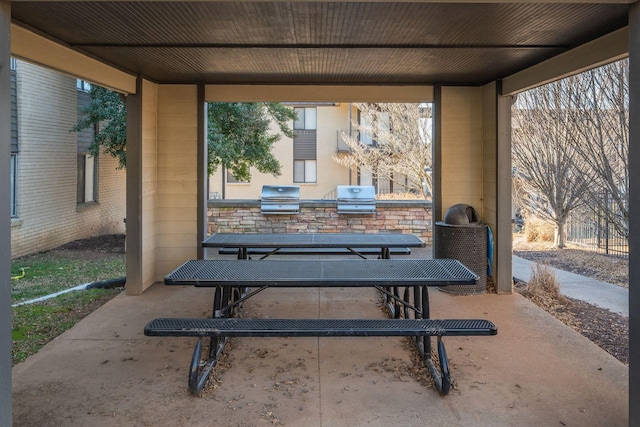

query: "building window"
xmin=294 ymin=160 xmax=317 ymax=183
xmin=226 ymin=169 xmax=247 ymax=184
xmin=77 ymin=87 xmax=98 ymax=204
xmin=293 ymin=107 xmax=317 ymax=183
xmin=10 ymin=154 xmax=17 ymax=217
xmin=294 ymin=107 xmax=317 ymax=130
xmin=77 ymin=79 xmax=91 ymax=92
xmin=10 ymin=58 xmax=18 ymax=216
xmin=77 ymin=154 xmax=97 ymax=204
xmin=10 ymin=57 xmax=16 ymax=71
xmin=359 ymin=111 xmax=389 ymax=146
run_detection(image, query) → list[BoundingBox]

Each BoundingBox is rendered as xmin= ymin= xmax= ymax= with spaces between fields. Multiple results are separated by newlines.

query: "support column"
xmin=197 ymin=85 xmax=207 ymax=259
xmin=496 ymin=86 xmax=514 ymax=294
xmin=628 ymin=3 xmax=640 ymax=425
xmin=0 ymin=1 xmax=12 ymax=423
xmin=126 ymin=77 xmax=143 ymax=295
xmin=432 ymin=85 xmax=442 ymax=257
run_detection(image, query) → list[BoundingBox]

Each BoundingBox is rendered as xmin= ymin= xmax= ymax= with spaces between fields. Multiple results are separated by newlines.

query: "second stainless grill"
xmin=337 ymin=185 xmax=376 ymax=214
xmin=260 ymin=185 xmax=300 ymax=214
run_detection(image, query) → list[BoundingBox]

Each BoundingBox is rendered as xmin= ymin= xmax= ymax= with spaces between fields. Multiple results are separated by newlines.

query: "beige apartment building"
xmin=209 ymin=102 xmax=428 ymax=199
xmin=10 ymin=60 xmax=126 ymax=258
xmin=209 ymin=102 xmax=353 ymax=200
xmin=208 ymin=102 xmax=428 ymax=200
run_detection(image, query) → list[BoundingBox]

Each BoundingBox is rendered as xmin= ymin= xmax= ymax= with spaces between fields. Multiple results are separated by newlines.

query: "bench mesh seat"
xmin=165 ymin=259 xmax=479 ymax=287
xmin=145 ymin=318 xmax=497 ymax=338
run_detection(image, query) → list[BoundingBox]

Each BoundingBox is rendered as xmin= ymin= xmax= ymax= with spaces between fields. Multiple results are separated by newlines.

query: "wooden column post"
xmin=628 ymin=3 xmax=640 ymax=425
xmin=0 ymin=1 xmax=13 ymax=423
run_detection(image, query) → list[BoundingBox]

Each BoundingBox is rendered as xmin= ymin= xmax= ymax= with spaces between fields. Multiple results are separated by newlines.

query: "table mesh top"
xmin=202 ymin=233 xmax=425 ymax=248
xmin=165 ymin=259 xmax=478 ymax=287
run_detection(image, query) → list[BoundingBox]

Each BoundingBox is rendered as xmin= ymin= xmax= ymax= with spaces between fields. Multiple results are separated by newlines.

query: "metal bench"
xmin=145 ymin=318 xmax=496 ymax=338
xmin=216 ymin=246 xmax=411 ymax=256
xmin=145 ymin=258 xmax=497 ymax=396
xmin=145 ymin=318 xmax=496 ymax=396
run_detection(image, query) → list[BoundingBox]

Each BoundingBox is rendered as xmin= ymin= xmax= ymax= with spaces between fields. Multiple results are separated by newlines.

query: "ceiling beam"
xmin=70 ymin=43 xmax=567 ymax=50
xmin=501 ymin=26 xmax=628 ymax=95
xmin=10 ymin=24 xmax=137 ymax=94
xmin=12 ymin=0 xmax=636 ymax=4
xmin=205 ymin=84 xmax=434 ymax=102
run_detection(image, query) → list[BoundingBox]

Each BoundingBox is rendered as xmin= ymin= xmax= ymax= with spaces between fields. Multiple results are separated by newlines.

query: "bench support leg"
xmin=418 ymin=336 xmax=451 ymax=395
xmin=411 ymin=285 xmax=451 ymax=395
xmin=187 ymin=285 xmax=237 ymax=395
xmin=188 ymin=336 xmax=228 ymax=395
xmin=379 ymin=284 xmax=453 ymax=395
xmin=182 ymin=281 xmax=461 ymax=396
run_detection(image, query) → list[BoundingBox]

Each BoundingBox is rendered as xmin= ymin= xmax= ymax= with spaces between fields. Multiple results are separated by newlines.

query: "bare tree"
xmin=512 ymin=80 xmax=590 ymax=248
xmin=333 ymin=103 xmax=432 ymax=198
xmin=566 ymin=60 xmax=629 ymax=239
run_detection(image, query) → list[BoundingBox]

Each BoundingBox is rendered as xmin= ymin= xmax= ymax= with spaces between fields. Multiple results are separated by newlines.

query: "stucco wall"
xmin=140 ymin=79 xmax=158 ymax=291
xmin=10 ymin=61 xmax=125 ymax=259
xmin=155 ymin=84 xmax=199 ymax=281
xmin=440 ymin=87 xmax=484 ymax=218
xmin=481 ymin=83 xmax=498 ymax=228
xmin=481 ymin=83 xmax=499 ymax=279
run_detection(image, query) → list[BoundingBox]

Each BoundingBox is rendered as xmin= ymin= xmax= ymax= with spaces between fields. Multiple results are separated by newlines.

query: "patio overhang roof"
xmin=2 ymin=1 xmax=638 ymax=424
xmin=9 ymin=0 xmax=632 ymax=93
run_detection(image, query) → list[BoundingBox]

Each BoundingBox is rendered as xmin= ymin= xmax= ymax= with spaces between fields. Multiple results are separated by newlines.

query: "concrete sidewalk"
xmin=512 ymin=256 xmax=629 ymax=316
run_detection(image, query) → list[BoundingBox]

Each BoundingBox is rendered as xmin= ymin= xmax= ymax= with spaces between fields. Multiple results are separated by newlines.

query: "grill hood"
xmin=337 ymin=185 xmax=376 ymax=214
xmin=261 ymin=185 xmax=300 ymax=215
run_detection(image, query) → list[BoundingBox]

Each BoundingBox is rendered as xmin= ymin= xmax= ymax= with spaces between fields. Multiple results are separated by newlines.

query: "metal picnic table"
xmin=146 ymin=258 xmax=496 ymax=396
xmin=202 ymin=232 xmax=426 ymax=259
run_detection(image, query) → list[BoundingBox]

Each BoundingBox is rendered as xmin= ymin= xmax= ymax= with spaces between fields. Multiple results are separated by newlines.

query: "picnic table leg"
xmin=391 ymin=286 xmax=401 ymax=319
xmin=211 ymin=285 xmax=230 ymax=356
xmin=237 ymin=248 xmax=249 ymax=259
xmin=186 ymin=286 xmax=233 ymax=395
xmin=417 ymin=285 xmax=452 ymax=395
xmin=382 ymin=286 xmax=401 ymax=318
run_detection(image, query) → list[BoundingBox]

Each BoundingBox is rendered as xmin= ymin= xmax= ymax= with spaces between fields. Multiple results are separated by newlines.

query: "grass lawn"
xmin=10 ymin=235 xmax=125 ymax=365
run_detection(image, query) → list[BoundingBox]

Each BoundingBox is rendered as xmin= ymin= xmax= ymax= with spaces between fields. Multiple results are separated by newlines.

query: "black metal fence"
xmin=566 ymin=204 xmax=628 ymax=259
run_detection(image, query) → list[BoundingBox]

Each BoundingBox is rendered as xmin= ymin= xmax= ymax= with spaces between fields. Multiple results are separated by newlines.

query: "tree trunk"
xmin=554 ymin=219 xmax=566 ymax=248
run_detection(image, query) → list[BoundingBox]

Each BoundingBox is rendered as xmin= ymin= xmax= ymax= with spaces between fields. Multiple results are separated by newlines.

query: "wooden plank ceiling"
xmin=10 ymin=2 xmax=629 ymax=85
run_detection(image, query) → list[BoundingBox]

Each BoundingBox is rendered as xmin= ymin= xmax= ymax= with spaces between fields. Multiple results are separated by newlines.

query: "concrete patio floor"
xmin=12 ymin=253 xmax=628 ymax=426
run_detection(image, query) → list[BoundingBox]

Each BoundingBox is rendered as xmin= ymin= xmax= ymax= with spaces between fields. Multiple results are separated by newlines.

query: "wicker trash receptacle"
xmin=434 ymin=221 xmax=487 ymax=294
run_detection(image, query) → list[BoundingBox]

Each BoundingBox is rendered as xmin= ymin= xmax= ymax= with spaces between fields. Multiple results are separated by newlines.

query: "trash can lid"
xmin=443 ymin=204 xmax=479 ymax=225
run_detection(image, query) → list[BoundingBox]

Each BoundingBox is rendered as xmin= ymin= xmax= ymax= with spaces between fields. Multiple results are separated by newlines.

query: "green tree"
xmin=207 ymin=102 xmax=296 ymax=181
xmin=73 ymin=87 xmax=296 ymax=180
xmin=73 ymin=86 xmax=127 ymax=168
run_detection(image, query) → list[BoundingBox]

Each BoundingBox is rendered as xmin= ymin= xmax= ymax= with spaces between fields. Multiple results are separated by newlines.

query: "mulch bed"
xmin=56 ymin=234 xmax=126 ymax=253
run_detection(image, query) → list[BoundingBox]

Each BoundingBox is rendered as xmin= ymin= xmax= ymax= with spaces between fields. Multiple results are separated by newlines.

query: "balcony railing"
xmin=336 ymin=129 xmax=352 ymax=153
xmin=337 ymin=129 xmax=380 ymax=153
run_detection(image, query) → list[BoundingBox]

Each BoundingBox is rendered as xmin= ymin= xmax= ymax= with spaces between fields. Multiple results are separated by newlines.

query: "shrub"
xmin=525 ymin=218 xmax=554 ymax=243
xmin=523 ymin=263 xmax=565 ymax=303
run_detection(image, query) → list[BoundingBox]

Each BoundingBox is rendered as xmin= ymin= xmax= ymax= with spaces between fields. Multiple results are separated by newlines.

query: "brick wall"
xmin=10 ymin=61 xmax=126 ymax=259
xmin=207 ymin=200 xmax=432 ymax=243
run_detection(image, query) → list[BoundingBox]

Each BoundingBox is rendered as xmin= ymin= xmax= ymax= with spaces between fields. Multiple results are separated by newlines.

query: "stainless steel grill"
xmin=260 ymin=185 xmax=300 ymax=215
xmin=337 ymin=185 xmax=376 ymax=214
